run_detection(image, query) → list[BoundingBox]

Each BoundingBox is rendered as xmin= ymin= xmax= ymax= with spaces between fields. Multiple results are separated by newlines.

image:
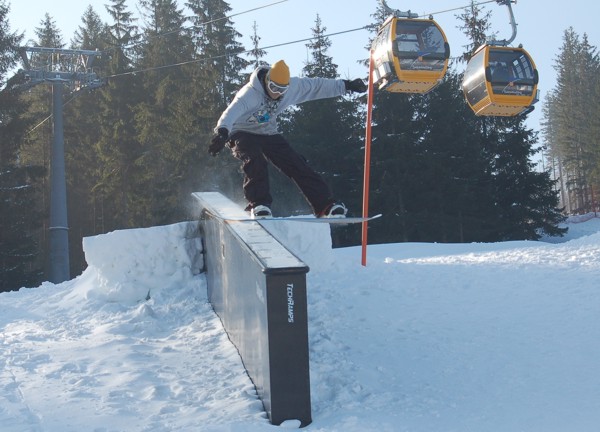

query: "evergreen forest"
xmin=1 ymin=0 xmax=576 ymax=291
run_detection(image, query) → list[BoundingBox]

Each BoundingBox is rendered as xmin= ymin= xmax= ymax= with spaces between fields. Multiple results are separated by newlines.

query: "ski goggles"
xmin=266 ymin=79 xmax=289 ymax=96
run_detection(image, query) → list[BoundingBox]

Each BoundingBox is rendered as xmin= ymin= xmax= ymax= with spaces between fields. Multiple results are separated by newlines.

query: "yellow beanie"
xmin=268 ymin=60 xmax=290 ymax=86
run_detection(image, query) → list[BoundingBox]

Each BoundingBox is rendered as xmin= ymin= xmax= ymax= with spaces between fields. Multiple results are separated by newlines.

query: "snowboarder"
xmin=208 ymin=59 xmax=367 ymax=219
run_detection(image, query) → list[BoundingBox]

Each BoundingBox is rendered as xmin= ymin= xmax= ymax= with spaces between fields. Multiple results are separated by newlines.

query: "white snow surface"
xmin=2 ymin=214 xmax=600 ymax=431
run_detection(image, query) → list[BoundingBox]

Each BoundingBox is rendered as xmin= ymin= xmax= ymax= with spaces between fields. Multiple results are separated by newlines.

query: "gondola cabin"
xmin=462 ymin=44 xmax=539 ymax=116
xmin=371 ymin=15 xmax=450 ymax=93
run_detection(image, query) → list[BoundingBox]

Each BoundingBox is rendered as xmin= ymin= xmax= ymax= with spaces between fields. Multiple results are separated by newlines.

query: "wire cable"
xmin=117 ymin=0 xmax=290 ymax=53
xmin=420 ymin=0 xmax=498 ymax=18
xmin=103 ymin=0 xmax=503 ymax=80
xmin=105 ymin=25 xmax=370 ymax=79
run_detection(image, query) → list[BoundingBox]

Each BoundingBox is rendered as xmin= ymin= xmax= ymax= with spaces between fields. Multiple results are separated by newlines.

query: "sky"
xmin=1 ymin=202 xmax=600 ymax=431
xmin=6 ymin=0 xmax=600 ymax=150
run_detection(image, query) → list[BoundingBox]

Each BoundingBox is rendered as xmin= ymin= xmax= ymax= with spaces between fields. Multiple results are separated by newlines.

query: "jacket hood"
xmin=249 ymin=67 xmax=269 ymax=93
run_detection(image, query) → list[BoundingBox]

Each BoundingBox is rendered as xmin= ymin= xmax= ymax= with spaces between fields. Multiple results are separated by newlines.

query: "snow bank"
xmin=81 ymin=222 xmax=203 ymax=304
xmin=565 ymin=212 xmax=600 ymax=223
xmin=0 ymin=222 xmax=264 ymax=431
xmin=542 ymin=213 xmax=600 ymax=243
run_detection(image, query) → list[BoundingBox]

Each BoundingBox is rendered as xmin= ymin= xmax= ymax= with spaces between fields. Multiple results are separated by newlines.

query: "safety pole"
xmin=361 ymin=51 xmax=375 ymax=266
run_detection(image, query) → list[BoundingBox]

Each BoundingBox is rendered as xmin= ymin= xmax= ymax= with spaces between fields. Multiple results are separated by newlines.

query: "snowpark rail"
xmin=192 ymin=192 xmax=312 ymax=427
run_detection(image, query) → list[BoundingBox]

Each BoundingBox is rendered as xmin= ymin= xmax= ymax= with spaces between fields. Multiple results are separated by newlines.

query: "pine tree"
xmin=541 ymin=90 xmax=571 ymax=212
xmin=0 ymin=0 xmax=44 ymax=290
xmin=490 ymin=116 xmax=567 ymax=239
xmin=186 ymin=0 xmax=249 ymax=108
xmin=456 ymin=1 xmax=491 ymax=62
xmin=62 ymin=5 xmax=111 ymax=273
xmin=35 ymin=13 xmax=65 ymax=48
xmin=545 ymin=28 xmax=600 ymax=213
xmin=457 ymin=2 xmax=566 ymax=240
xmin=413 ymin=71 xmax=495 ymax=242
xmin=362 ymin=0 xmax=565 ymax=243
xmin=91 ymin=0 xmax=143 ymax=231
xmin=365 ymin=3 xmax=428 ymax=243
xmin=18 ymin=14 xmax=65 ymax=170
xmin=185 ymin=0 xmax=250 ymax=204
xmin=71 ymin=5 xmax=109 ymax=50
xmin=133 ymin=0 xmax=197 ymax=225
xmin=248 ymin=21 xmax=268 ymax=69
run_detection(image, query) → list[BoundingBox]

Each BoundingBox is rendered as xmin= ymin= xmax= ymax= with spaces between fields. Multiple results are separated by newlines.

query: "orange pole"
xmin=361 ymin=51 xmax=375 ymax=266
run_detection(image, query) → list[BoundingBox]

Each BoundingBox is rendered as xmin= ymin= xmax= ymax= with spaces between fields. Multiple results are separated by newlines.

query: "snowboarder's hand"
xmin=344 ymin=78 xmax=367 ymax=94
xmin=208 ymin=128 xmax=229 ymax=157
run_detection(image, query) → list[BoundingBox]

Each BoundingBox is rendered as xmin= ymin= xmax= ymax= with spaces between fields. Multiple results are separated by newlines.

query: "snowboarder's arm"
xmin=290 ymin=77 xmax=346 ymax=104
xmin=215 ymin=86 xmax=257 ymax=134
xmin=289 ymin=77 xmax=366 ymax=104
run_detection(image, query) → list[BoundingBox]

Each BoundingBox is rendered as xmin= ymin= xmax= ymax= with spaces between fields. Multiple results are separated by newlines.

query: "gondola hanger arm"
xmin=488 ymin=0 xmax=518 ymax=46
xmin=380 ymin=0 xmax=418 ymax=18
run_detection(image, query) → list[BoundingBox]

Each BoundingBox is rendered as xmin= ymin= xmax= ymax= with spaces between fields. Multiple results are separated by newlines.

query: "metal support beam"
xmin=380 ymin=0 xmax=418 ymax=18
xmin=489 ymin=0 xmax=518 ymax=46
xmin=48 ymin=82 xmax=70 ymax=283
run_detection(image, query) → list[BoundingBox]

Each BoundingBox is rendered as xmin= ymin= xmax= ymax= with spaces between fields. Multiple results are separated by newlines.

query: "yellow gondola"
xmin=462 ymin=45 xmax=538 ymax=117
xmin=371 ymin=10 xmax=449 ymax=94
xmin=461 ymin=0 xmax=539 ymax=116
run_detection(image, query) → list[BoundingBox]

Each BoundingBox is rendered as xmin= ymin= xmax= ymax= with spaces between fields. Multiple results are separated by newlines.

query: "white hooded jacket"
xmin=215 ymin=66 xmax=346 ymax=137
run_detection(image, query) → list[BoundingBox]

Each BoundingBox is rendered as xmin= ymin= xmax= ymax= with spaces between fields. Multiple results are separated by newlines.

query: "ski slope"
xmin=1 ymin=215 xmax=600 ymax=431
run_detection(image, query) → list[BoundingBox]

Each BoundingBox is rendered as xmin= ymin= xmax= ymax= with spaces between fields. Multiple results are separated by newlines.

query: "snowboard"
xmin=221 ymin=214 xmax=382 ymax=224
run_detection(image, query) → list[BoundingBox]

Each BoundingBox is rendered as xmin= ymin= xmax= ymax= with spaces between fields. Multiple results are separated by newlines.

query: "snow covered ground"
xmin=1 ymin=213 xmax=600 ymax=431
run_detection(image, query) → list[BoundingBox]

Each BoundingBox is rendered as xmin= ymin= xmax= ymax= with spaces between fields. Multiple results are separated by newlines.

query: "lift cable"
xmin=104 ymin=26 xmax=369 ymax=79
xmin=421 ymin=0 xmax=498 ymax=19
xmin=23 ymin=0 xmax=502 ymax=134
xmin=104 ymin=0 xmax=504 ymax=80
xmin=114 ymin=0 xmax=290 ymax=54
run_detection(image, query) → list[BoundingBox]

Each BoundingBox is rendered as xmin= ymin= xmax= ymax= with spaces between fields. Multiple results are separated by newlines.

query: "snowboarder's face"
xmin=266 ymin=78 xmax=288 ymax=100
xmin=266 ymin=86 xmax=281 ymax=100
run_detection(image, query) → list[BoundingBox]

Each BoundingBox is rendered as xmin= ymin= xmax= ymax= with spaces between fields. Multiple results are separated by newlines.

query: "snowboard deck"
xmin=221 ymin=214 xmax=382 ymax=224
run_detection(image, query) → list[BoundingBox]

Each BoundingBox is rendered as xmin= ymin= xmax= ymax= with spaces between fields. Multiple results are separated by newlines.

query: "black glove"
xmin=208 ymin=127 xmax=229 ymax=156
xmin=344 ymin=78 xmax=367 ymax=94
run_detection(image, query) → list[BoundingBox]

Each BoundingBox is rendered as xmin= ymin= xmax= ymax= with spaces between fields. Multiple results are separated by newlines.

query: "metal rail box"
xmin=192 ymin=192 xmax=311 ymax=427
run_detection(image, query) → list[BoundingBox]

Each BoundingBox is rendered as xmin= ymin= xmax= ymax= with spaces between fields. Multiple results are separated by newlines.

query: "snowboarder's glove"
xmin=208 ymin=127 xmax=229 ymax=157
xmin=344 ymin=78 xmax=367 ymax=94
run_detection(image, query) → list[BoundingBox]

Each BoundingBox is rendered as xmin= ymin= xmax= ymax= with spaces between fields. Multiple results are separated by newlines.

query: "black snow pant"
xmin=229 ymin=131 xmax=333 ymax=215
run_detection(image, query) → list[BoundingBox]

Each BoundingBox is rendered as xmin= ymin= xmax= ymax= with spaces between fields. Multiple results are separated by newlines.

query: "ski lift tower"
xmin=19 ymin=47 xmax=104 ymax=284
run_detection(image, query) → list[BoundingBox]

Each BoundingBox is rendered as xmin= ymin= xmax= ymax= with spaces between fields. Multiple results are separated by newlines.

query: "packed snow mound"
xmin=0 ymin=222 xmax=261 ymax=431
xmin=81 ymin=222 xmax=203 ymax=304
xmin=542 ymin=212 xmax=600 ymax=243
